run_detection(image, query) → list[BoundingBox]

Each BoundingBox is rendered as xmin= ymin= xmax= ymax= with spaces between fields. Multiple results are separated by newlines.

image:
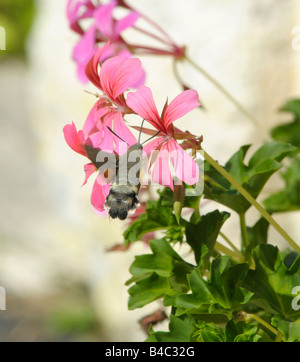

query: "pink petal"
xmin=99 ymin=56 xmax=123 ymax=100
xmin=94 ymin=0 xmax=117 ymax=39
xmin=91 ymin=174 xmax=111 ymax=213
xmin=99 ymin=112 xmax=116 ymax=151
xmin=167 ymin=139 xmax=199 ymax=185
xmin=85 ymin=42 xmax=112 ymax=88
xmin=87 ymin=131 xmax=103 ymax=149
xmin=94 ymin=41 xmax=115 ymax=64
xmin=112 ymin=112 xmax=137 ymax=153
xmin=66 ymin=0 xmax=94 ymax=32
xmin=83 ymin=98 xmax=108 ymax=137
xmin=164 ymin=90 xmax=200 ymax=129
xmin=73 ymin=25 xmax=97 ymax=82
xmin=143 ymin=136 xmax=166 ymax=157
xmin=82 ymin=162 xmax=96 ymax=186
xmin=130 ymin=67 xmax=146 ymax=90
xmin=73 ymin=25 xmax=96 ymax=63
xmin=76 ymin=62 xmax=89 ymax=83
xmin=126 ymin=86 xmax=163 ymax=130
xmin=151 ymin=143 xmax=174 ymax=190
xmin=63 ymin=122 xmax=87 ymax=156
xmin=109 ymin=45 xmax=132 ymax=60
xmin=67 ymin=0 xmax=94 ymax=22
xmin=111 ymin=57 xmax=145 ymax=98
xmin=115 ymin=11 xmax=140 ymax=35
xmin=100 ymin=56 xmax=145 ymax=100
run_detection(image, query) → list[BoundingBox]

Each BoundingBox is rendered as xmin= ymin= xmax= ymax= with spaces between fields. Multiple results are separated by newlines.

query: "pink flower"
xmin=63 ymin=48 xmax=147 ymax=214
xmin=93 ymin=0 xmax=139 ymax=42
xmin=83 ymin=49 xmax=145 ymax=152
xmin=126 ymin=85 xmax=200 ymax=190
xmin=63 ymin=121 xmax=137 ymax=213
xmin=66 ymin=0 xmax=95 ymax=34
xmin=63 ymin=121 xmax=96 ymax=184
xmin=67 ymin=0 xmax=140 ymax=82
xmin=63 ymin=122 xmax=109 ymax=213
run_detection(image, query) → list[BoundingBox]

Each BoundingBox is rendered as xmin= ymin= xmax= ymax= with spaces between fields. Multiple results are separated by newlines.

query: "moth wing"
xmin=84 ymin=145 xmax=119 ymax=183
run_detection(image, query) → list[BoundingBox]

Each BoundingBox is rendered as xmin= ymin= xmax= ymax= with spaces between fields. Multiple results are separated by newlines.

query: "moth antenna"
xmin=107 ymin=126 xmax=130 ymax=146
xmin=84 ymin=89 xmax=99 ymax=98
xmin=142 ymin=130 xmax=161 ymax=145
xmin=138 ymin=119 xmax=145 ymax=144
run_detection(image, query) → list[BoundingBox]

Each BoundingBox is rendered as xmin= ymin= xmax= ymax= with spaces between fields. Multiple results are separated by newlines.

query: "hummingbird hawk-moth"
xmin=84 ymin=120 xmax=159 ymax=220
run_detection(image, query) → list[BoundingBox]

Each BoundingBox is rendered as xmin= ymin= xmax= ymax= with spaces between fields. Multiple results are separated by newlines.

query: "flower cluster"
xmin=64 ymin=42 xmax=201 ymax=215
xmin=67 ymin=0 xmax=185 ymax=83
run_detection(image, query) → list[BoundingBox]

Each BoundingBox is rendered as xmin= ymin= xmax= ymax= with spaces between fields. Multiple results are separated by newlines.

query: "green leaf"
xmin=244 ymin=244 xmax=300 ymax=318
xmin=158 ymin=185 xmax=202 ymax=210
xmin=204 ymin=142 xmax=296 ymax=214
xmin=209 ymin=257 xmax=251 ymax=310
xmin=271 ymin=315 xmax=300 ymax=342
xmin=127 ymin=239 xmax=194 ymax=309
xmin=169 ymin=259 xmax=194 ymax=293
xmin=225 ymin=319 xmax=261 ymax=342
xmin=123 ymin=200 xmax=177 ymax=243
xmin=271 ymin=99 xmax=300 ymax=147
xmin=246 ymin=217 xmax=269 ymax=255
xmin=280 ymin=99 xmax=300 ymax=119
xmin=128 ymin=238 xmax=185 ymax=278
xmin=185 ymin=210 xmax=230 ymax=264
xmin=128 ymin=273 xmax=170 ymax=310
xmin=146 ymin=314 xmax=195 ymax=342
xmin=263 ymin=158 xmax=300 ymax=213
xmin=192 ymin=321 xmax=225 ymax=342
xmin=175 ymin=269 xmax=215 ymax=315
xmin=173 ymin=257 xmax=251 ymax=315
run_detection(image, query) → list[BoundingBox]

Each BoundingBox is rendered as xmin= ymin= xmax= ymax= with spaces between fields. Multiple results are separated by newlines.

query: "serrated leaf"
xmin=244 ymin=244 xmax=300 ymax=318
xmin=225 ymin=319 xmax=261 ymax=342
xmin=185 ymin=210 xmax=230 ymax=264
xmin=129 ymin=238 xmax=185 ymax=278
xmin=175 ymin=269 xmax=214 ymax=315
xmin=263 ymin=158 xmax=300 ymax=213
xmin=129 ymin=239 xmax=192 ymax=277
xmin=209 ymin=258 xmax=251 ymax=309
xmin=204 ymin=142 xmax=296 ymax=214
xmin=128 ymin=273 xmax=170 ymax=310
xmin=271 ymin=315 xmax=300 ymax=342
xmin=123 ymin=201 xmax=177 ymax=243
xmin=271 ymin=99 xmax=300 ymax=147
xmin=246 ymin=217 xmax=269 ymax=255
xmin=127 ymin=239 xmax=194 ymax=309
xmin=173 ymin=257 xmax=251 ymax=314
xmin=146 ymin=314 xmax=195 ymax=342
xmin=192 ymin=321 xmax=225 ymax=342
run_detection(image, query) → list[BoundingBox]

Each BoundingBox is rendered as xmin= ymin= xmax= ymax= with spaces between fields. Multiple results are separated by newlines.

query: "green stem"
xmin=247 ymin=314 xmax=284 ymax=341
xmin=219 ymin=231 xmax=240 ymax=253
xmin=239 ymin=213 xmax=249 ymax=251
xmin=204 ymin=150 xmax=300 ymax=254
xmin=215 ymin=241 xmax=245 ymax=263
xmin=184 ymin=54 xmax=261 ymax=128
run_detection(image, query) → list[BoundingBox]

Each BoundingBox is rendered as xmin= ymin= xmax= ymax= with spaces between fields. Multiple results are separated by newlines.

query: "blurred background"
xmin=0 ymin=0 xmax=299 ymax=341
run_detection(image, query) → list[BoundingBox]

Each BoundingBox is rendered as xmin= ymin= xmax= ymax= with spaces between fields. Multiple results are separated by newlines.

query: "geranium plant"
xmin=64 ymin=0 xmax=300 ymax=342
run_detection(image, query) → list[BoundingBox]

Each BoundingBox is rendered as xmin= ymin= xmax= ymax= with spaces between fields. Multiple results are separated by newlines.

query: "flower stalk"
xmin=204 ymin=150 xmax=300 ymax=254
